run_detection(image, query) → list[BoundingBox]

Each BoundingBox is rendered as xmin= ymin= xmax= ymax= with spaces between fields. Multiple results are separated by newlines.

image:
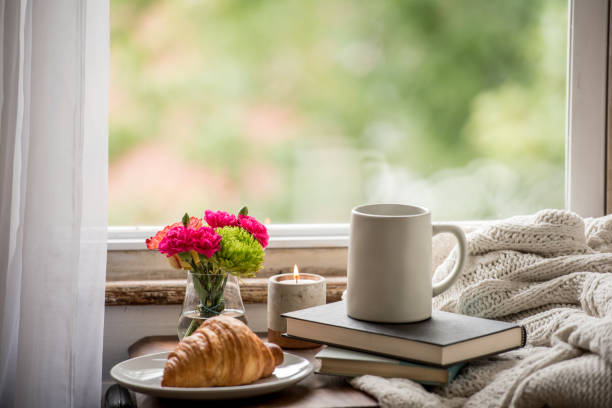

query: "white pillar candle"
xmin=267 ymin=269 xmax=326 ymax=349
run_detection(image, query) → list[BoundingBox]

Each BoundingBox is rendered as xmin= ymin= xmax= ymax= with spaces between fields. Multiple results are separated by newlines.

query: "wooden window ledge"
xmin=105 ymin=277 xmax=347 ymax=306
xmin=105 ymin=234 xmax=461 ymax=306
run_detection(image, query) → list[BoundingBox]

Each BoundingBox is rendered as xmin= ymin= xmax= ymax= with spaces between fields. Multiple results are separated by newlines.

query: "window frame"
xmin=108 ymin=224 xmax=351 ymax=250
xmin=565 ymin=0 xmax=609 ymax=217
xmin=108 ymin=0 xmax=609 ymax=252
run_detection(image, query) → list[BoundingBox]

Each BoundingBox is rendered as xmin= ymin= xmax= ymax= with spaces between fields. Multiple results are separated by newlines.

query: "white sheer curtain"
xmin=0 ymin=1 xmax=108 ymax=407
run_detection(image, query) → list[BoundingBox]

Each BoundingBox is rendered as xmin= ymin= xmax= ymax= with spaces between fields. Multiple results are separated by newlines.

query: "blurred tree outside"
xmin=109 ymin=0 xmax=567 ymax=225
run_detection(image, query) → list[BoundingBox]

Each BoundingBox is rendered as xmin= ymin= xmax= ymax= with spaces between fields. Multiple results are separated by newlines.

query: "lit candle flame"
xmin=293 ymin=264 xmax=300 ymax=284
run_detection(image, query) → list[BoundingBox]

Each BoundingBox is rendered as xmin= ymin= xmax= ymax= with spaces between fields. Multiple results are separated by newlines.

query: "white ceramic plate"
xmin=110 ymin=351 xmax=313 ymax=400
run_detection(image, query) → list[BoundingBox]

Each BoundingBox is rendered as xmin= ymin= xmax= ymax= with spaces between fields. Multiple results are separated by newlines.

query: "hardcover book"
xmin=283 ymin=301 xmax=526 ymax=367
xmin=316 ymin=347 xmax=465 ymax=385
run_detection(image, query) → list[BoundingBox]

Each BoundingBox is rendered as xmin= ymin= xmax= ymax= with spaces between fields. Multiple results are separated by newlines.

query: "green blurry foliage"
xmin=110 ymin=0 xmax=566 ymax=224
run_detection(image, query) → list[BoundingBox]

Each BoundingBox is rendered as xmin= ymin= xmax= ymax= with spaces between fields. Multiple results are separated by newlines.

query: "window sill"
xmin=105 ymin=276 xmax=348 ymax=306
xmin=105 ymin=246 xmax=350 ymax=306
xmin=105 ymin=228 xmax=466 ymax=306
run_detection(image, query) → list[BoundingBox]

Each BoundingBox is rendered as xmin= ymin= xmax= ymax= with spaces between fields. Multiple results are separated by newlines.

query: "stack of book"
xmin=282 ymin=301 xmax=526 ymax=385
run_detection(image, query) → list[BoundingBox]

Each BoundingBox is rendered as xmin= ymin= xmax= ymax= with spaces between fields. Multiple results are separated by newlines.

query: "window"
xmin=109 ymin=1 xmax=606 ymax=248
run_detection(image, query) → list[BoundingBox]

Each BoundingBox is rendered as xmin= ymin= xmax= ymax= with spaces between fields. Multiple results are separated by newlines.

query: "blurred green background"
xmin=109 ymin=0 xmax=567 ymax=225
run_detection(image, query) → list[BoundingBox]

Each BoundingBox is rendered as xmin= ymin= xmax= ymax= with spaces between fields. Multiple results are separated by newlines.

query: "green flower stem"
xmin=184 ymin=260 xmax=229 ymax=338
xmin=184 ymin=318 xmax=201 ymax=338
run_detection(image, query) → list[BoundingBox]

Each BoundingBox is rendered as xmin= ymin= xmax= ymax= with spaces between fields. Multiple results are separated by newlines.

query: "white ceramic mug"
xmin=346 ymin=203 xmax=467 ymax=323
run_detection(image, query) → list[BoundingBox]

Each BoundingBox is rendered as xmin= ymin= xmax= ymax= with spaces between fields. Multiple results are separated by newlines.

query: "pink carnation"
xmin=158 ymin=226 xmax=192 ymax=256
xmin=205 ymin=210 xmax=239 ymax=228
xmin=158 ymin=226 xmax=221 ymax=258
xmin=190 ymin=226 xmax=222 ymax=258
xmin=238 ymin=214 xmax=269 ymax=248
xmin=146 ymin=217 xmax=202 ymax=250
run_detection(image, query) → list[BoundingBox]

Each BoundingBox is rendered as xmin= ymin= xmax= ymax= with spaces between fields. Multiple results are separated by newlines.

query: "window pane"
xmin=110 ymin=0 xmax=567 ymax=224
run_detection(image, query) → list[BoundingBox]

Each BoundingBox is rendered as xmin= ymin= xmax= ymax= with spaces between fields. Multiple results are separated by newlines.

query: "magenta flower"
xmin=158 ymin=226 xmax=221 ymax=258
xmin=190 ymin=226 xmax=222 ymax=258
xmin=205 ymin=210 xmax=239 ymax=228
xmin=238 ymin=214 xmax=269 ymax=248
xmin=158 ymin=226 xmax=192 ymax=256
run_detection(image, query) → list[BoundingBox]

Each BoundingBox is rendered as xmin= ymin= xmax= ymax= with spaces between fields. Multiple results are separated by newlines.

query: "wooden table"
xmin=128 ymin=336 xmax=379 ymax=408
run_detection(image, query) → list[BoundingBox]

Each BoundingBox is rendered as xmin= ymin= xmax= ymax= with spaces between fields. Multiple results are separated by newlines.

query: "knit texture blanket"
xmin=351 ymin=210 xmax=612 ymax=408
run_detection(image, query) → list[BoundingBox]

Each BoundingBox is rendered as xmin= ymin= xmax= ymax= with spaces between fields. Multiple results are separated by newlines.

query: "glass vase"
xmin=178 ymin=271 xmax=245 ymax=339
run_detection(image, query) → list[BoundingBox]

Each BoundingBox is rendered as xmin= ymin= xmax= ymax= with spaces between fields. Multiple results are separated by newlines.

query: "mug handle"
xmin=431 ymin=224 xmax=467 ymax=297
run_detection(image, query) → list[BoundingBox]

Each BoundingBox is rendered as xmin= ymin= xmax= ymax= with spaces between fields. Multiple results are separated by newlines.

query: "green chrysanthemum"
xmin=212 ymin=226 xmax=265 ymax=278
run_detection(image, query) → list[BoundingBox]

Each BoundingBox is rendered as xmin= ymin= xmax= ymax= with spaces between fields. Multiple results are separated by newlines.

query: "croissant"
xmin=161 ymin=315 xmax=284 ymax=387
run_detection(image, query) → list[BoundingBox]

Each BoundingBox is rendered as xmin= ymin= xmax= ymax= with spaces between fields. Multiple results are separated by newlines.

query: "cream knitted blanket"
xmin=351 ymin=210 xmax=612 ymax=408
